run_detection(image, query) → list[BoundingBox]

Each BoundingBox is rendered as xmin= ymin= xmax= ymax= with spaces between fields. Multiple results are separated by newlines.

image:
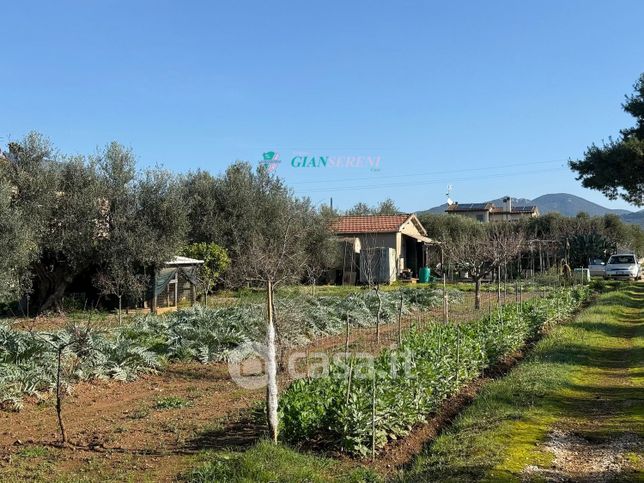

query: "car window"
xmin=607 ymin=255 xmax=635 ymax=264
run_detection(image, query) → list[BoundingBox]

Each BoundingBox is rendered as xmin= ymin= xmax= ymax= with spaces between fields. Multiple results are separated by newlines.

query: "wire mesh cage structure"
xmin=145 ymin=256 xmax=203 ymax=314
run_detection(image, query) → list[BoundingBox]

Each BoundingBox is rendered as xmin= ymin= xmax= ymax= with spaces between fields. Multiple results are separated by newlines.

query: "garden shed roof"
xmin=165 ymin=256 xmax=204 ymax=266
xmin=331 ymin=214 xmax=428 ymax=237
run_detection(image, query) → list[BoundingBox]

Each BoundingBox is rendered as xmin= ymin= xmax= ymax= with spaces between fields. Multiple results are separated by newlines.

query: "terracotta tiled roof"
xmin=331 ymin=214 xmax=413 ymax=234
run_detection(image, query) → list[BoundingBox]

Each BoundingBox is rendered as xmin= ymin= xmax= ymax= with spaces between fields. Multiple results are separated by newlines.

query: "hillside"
xmin=621 ymin=210 xmax=644 ymax=227
xmin=418 ymin=193 xmax=642 ymax=227
xmin=531 ymin=193 xmax=631 ymax=217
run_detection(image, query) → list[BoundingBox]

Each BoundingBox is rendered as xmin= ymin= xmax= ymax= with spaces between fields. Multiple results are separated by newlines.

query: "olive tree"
xmin=0 ymin=160 xmax=33 ymax=306
xmin=3 ymin=134 xmax=187 ymax=313
xmin=302 ymin=204 xmax=341 ymax=293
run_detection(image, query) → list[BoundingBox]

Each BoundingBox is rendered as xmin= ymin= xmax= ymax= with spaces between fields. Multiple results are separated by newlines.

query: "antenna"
xmin=446 ymin=184 xmax=454 ymax=206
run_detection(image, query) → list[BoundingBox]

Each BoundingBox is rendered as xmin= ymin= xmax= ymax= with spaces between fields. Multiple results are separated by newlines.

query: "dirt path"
xmin=520 ymin=284 xmax=644 ymax=482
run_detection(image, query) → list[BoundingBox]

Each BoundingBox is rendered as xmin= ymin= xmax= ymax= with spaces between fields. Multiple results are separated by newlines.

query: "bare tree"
xmin=445 ymin=224 xmax=524 ymax=309
xmin=489 ymin=224 xmax=525 ymax=299
xmin=36 ymin=321 xmax=95 ymax=445
xmin=94 ymin=264 xmax=147 ymax=324
xmin=359 ymin=234 xmax=397 ymax=343
xmin=303 ymin=210 xmax=341 ymax=295
xmin=244 ymin=214 xmax=308 ymax=443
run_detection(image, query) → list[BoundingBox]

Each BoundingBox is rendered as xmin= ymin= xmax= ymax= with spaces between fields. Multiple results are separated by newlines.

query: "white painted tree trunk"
xmin=266 ymin=279 xmax=279 ymax=443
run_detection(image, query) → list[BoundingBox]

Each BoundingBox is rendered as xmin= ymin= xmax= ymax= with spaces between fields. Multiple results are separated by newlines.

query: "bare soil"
xmin=0 ymin=291 xmax=531 ymax=481
xmin=0 ymin=362 xmax=264 ymax=481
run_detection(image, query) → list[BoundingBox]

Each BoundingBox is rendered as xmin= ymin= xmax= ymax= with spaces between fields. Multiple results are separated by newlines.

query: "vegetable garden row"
xmin=0 ymin=288 xmax=455 ymax=410
xmin=279 ymin=286 xmax=590 ymax=456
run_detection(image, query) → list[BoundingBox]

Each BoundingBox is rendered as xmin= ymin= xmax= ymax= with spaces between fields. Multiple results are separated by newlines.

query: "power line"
xmin=287 ymin=159 xmax=567 ymax=186
xmin=295 ymin=167 xmax=564 ymax=194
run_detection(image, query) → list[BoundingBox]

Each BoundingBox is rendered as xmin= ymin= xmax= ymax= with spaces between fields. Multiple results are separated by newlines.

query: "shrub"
xmin=155 ymin=396 xmax=191 ymax=410
xmin=0 ymin=323 xmax=162 ymax=410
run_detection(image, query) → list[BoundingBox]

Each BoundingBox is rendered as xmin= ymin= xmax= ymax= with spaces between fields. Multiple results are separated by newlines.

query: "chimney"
xmin=502 ymin=196 xmax=512 ymax=212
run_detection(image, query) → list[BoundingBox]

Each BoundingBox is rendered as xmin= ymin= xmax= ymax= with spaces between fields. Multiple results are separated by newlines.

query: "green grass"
xmin=183 ymin=440 xmax=379 ymax=482
xmin=16 ymin=446 xmax=49 ymax=458
xmin=154 ymin=396 xmax=191 ymax=410
xmin=401 ymin=282 xmax=644 ymax=482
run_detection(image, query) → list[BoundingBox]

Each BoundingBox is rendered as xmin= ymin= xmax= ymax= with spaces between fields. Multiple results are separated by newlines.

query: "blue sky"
xmin=3 ymin=0 xmax=643 ymax=212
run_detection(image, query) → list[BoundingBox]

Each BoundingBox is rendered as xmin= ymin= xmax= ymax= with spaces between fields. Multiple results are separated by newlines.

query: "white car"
xmin=588 ymin=258 xmax=606 ymax=277
xmin=604 ymin=254 xmax=641 ymax=280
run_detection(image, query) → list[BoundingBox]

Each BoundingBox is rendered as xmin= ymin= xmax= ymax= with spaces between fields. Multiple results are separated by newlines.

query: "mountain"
xmin=530 ymin=193 xmax=631 ymax=217
xmin=620 ymin=210 xmax=644 ymax=228
xmin=418 ymin=193 xmax=643 ymax=227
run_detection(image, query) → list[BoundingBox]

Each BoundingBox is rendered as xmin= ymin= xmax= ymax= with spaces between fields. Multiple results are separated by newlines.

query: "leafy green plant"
xmin=16 ymin=446 xmax=49 ymax=458
xmin=279 ymin=287 xmax=590 ymax=456
xmin=0 ymin=323 xmax=162 ymax=410
xmin=154 ymin=396 xmax=191 ymax=410
xmin=0 ymin=287 xmax=456 ymax=410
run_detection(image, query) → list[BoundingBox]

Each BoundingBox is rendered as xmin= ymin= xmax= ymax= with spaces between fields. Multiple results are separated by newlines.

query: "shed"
xmin=330 ymin=214 xmax=432 ymax=283
xmin=145 ymin=256 xmax=204 ymax=314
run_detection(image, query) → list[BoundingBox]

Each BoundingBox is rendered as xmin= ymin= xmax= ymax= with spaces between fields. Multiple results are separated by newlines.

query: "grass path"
xmin=402 ymin=283 xmax=643 ymax=482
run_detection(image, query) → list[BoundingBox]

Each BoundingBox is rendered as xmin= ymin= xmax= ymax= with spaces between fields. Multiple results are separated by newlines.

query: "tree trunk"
xmin=442 ymin=247 xmax=448 ymax=323
xmin=474 ymin=277 xmax=482 ymax=310
xmin=31 ymin=263 xmax=79 ymax=313
xmin=345 ymin=360 xmax=354 ymax=405
xmin=265 ymin=279 xmax=279 ymax=443
xmin=371 ymin=369 xmax=377 ymax=460
xmin=345 ymin=314 xmax=350 ymax=358
xmin=40 ymin=278 xmax=71 ymax=312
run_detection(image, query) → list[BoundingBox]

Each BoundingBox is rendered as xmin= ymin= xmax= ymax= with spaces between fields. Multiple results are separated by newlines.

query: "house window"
xmin=476 ymin=214 xmax=485 ymax=222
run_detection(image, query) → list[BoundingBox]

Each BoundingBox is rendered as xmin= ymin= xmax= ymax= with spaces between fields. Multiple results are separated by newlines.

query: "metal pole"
xmin=442 ymin=245 xmax=449 ymax=324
